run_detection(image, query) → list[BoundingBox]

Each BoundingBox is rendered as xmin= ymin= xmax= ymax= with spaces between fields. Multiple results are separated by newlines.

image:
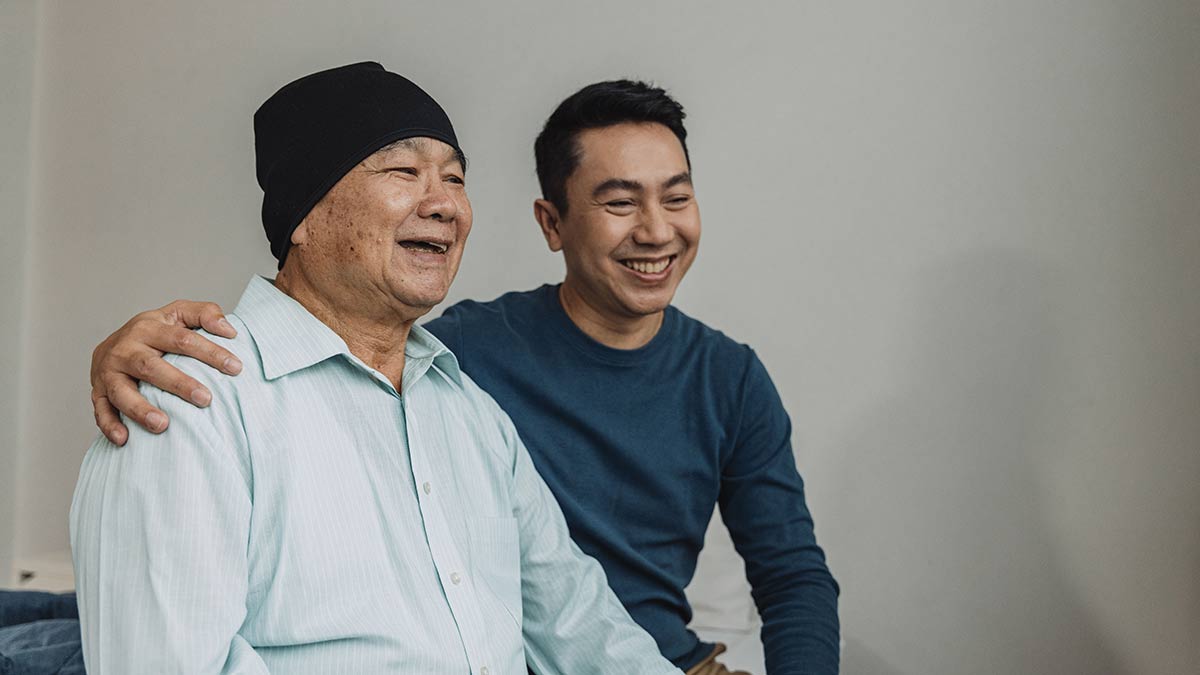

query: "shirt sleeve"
xmin=69 ymin=361 xmax=269 ymax=675
xmin=719 ymin=352 xmax=840 ymax=675
xmin=493 ymin=411 xmax=681 ymax=675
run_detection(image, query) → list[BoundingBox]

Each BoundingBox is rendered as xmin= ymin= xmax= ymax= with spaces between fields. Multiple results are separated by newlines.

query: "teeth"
xmin=622 ymin=258 xmax=670 ymax=274
xmin=401 ymin=240 xmax=449 ymax=253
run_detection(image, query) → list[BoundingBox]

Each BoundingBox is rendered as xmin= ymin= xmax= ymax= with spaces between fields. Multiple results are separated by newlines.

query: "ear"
xmin=533 ymin=198 xmax=563 ymax=252
xmin=291 ymin=220 xmax=309 ymax=246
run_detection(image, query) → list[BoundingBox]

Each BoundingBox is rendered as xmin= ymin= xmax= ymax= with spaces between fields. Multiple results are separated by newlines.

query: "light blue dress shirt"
xmin=70 ymin=275 xmax=680 ymax=675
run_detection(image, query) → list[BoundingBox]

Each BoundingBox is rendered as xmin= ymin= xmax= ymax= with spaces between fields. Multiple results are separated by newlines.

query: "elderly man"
xmin=87 ymin=80 xmax=840 ymax=674
xmin=70 ymin=62 xmax=681 ymax=674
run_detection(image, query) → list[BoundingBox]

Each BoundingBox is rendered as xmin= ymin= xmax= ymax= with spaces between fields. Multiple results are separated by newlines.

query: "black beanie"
xmin=254 ymin=62 xmax=462 ymax=267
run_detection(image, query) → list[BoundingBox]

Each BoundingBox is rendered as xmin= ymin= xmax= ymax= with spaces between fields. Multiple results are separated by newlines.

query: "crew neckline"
xmin=538 ymin=283 xmax=676 ymax=366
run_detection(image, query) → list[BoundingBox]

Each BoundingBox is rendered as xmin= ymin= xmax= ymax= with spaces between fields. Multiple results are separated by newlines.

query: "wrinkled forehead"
xmin=369 ymin=136 xmax=465 ymax=169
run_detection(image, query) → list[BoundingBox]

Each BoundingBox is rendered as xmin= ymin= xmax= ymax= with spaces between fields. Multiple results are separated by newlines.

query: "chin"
xmin=389 ymin=273 xmax=454 ymax=309
xmin=617 ymin=290 xmax=675 ymax=317
xmin=415 ymin=290 xmax=451 ymax=308
xmin=391 ymin=287 xmax=450 ymax=313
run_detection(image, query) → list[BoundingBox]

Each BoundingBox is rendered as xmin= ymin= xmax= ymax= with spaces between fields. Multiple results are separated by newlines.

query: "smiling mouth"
xmin=398 ymin=240 xmax=449 ymax=254
xmin=620 ymin=255 xmax=675 ymax=274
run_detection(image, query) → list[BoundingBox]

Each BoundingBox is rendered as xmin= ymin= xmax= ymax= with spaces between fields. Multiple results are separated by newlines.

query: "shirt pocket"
xmin=466 ymin=515 xmax=523 ymax=628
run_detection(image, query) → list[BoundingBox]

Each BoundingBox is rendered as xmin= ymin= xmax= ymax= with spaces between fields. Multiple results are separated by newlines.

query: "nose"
xmin=417 ymin=176 xmax=458 ymax=221
xmin=632 ymin=204 xmax=674 ymax=247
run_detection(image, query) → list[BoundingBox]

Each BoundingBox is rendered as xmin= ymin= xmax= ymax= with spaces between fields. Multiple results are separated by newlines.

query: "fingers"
xmin=163 ymin=300 xmax=237 ymax=339
xmin=126 ymin=346 xmax=216 ymax=407
xmin=143 ymin=324 xmax=242 ymax=376
xmin=99 ymin=374 xmax=169 ymax=434
xmin=86 ymin=299 xmax=240 ymax=440
xmin=92 ymin=393 xmax=129 ymax=446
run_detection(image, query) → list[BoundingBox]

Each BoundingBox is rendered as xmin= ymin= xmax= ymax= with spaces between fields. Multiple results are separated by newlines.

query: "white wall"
xmin=0 ymin=0 xmax=39 ymax=585
xmin=12 ymin=1 xmax=1200 ymax=673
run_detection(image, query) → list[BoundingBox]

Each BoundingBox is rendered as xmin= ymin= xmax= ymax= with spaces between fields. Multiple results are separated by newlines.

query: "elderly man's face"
xmin=549 ymin=122 xmax=700 ymax=319
xmin=290 ymin=137 xmax=472 ymax=317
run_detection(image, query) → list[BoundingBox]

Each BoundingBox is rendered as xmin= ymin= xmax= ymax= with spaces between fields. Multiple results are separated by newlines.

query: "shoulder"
xmin=425 ymin=286 xmax=554 ymax=360
xmin=670 ymin=306 xmax=761 ymax=375
xmin=668 ymin=309 xmax=787 ymax=436
xmin=160 ymin=316 xmax=259 ymax=384
xmin=432 ymin=286 xmax=550 ymax=328
xmin=81 ymin=322 xmax=256 ymax=481
xmin=144 ymin=315 xmax=263 ymax=418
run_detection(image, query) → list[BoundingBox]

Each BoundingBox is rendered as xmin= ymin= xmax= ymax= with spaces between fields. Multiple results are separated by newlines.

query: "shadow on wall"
xmin=831 ymin=250 xmax=1126 ymax=675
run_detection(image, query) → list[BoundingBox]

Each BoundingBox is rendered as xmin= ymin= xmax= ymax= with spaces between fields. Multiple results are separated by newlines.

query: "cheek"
xmin=457 ymin=207 xmax=473 ymax=241
xmin=323 ymin=201 xmax=392 ymax=261
xmin=344 ymin=229 xmax=373 ymax=259
xmin=583 ymin=220 xmax=629 ymax=257
xmin=329 ymin=216 xmax=374 ymax=261
xmin=679 ymin=216 xmax=702 ymax=249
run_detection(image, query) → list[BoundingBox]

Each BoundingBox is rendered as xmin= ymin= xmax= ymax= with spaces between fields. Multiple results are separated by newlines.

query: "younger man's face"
xmin=551 ymin=122 xmax=701 ymax=319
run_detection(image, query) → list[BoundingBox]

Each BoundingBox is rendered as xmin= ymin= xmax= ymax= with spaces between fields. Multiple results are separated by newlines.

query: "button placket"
xmin=403 ymin=393 xmax=491 ymax=672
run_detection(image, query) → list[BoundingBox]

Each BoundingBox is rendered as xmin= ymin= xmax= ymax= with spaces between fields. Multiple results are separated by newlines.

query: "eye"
xmin=606 ymin=199 xmax=636 ymax=210
xmin=385 ymin=167 xmax=418 ymax=177
xmin=665 ymin=194 xmax=692 ymax=208
xmin=444 ymin=175 xmax=465 ymax=185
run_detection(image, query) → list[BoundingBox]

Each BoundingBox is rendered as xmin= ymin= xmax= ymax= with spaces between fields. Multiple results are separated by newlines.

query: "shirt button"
xmin=450 ymin=572 xmax=462 ymax=585
xmin=422 ymin=482 xmax=432 ymax=495
xmin=480 ymin=668 xmax=489 ymax=675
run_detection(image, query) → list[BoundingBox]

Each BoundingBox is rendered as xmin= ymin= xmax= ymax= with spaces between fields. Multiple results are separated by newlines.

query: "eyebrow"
xmin=592 ymin=178 xmax=642 ymax=198
xmin=592 ymin=172 xmax=692 ymax=198
xmin=662 ymin=172 xmax=693 ymax=189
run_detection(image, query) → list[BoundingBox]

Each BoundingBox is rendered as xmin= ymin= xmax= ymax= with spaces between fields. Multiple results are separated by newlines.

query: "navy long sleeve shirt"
xmin=426 ymin=285 xmax=839 ymax=673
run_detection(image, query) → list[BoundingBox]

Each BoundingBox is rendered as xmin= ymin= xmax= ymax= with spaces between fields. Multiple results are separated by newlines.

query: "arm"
xmin=90 ymin=300 xmax=242 ymax=445
xmin=497 ymin=415 xmax=681 ymax=674
xmin=719 ymin=354 xmax=840 ymax=675
xmin=70 ymin=356 xmax=268 ymax=674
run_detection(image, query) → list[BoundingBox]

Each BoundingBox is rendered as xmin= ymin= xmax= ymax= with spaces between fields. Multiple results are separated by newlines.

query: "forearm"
xmin=723 ymin=355 xmax=841 ymax=674
xmin=723 ymin=488 xmax=840 ymax=674
xmin=755 ymin=565 xmax=840 ymax=674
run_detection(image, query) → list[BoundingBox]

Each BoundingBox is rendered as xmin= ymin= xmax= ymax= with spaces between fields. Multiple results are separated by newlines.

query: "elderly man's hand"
xmin=90 ymin=300 xmax=243 ymax=446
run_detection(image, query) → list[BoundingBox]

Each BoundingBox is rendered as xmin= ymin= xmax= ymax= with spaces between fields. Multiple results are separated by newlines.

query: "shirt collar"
xmin=233 ymin=276 xmax=462 ymax=385
xmin=405 ymin=319 xmax=463 ymax=388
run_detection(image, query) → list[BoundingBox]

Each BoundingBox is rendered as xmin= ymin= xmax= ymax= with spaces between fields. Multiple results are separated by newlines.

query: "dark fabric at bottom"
xmin=0 ymin=592 xmax=84 ymax=675
xmin=0 ymin=620 xmax=83 ymax=675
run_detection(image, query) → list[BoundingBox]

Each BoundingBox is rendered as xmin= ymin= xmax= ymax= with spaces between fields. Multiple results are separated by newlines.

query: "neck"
xmin=558 ymin=279 xmax=664 ymax=350
xmin=274 ymin=269 xmax=414 ymax=389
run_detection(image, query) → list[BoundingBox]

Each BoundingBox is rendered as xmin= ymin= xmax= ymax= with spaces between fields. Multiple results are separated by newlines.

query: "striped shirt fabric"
xmin=70 ymin=275 xmax=681 ymax=675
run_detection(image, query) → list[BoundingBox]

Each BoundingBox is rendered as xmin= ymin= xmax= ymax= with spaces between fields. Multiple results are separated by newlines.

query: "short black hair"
xmin=534 ymin=79 xmax=689 ymax=216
